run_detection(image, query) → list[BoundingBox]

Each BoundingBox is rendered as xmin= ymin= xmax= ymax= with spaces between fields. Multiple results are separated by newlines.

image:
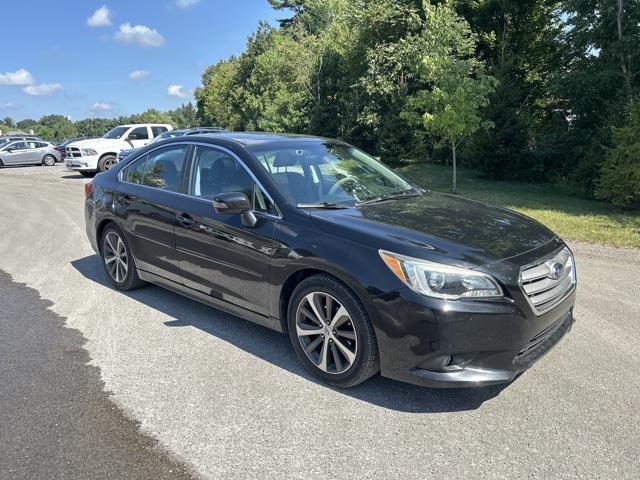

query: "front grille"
xmin=65 ymin=147 xmax=82 ymax=158
xmin=520 ymin=247 xmax=575 ymax=315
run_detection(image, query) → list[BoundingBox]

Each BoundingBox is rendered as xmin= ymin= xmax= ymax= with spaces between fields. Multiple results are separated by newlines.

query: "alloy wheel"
xmin=43 ymin=155 xmax=56 ymax=166
xmin=103 ymin=231 xmax=128 ymax=283
xmin=103 ymin=156 xmax=117 ymax=170
xmin=295 ymin=292 xmax=358 ymax=374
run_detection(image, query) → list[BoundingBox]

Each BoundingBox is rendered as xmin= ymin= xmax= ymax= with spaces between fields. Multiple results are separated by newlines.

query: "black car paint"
xmin=85 ymin=134 xmax=575 ymax=388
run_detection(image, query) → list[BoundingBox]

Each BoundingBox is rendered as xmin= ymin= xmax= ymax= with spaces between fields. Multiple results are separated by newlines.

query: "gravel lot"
xmin=1 ymin=165 xmax=639 ymax=479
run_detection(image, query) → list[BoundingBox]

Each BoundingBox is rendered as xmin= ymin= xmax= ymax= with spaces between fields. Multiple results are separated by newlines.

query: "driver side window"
xmin=128 ymin=127 xmax=149 ymax=141
xmin=189 ymin=146 xmax=276 ymax=215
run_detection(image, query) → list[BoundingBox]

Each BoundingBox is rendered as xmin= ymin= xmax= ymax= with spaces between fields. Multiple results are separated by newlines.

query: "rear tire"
xmin=287 ymin=274 xmax=379 ymax=388
xmin=100 ymin=225 xmax=146 ymax=291
xmin=98 ymin=155 xmax=117 ymax=172
xmin=42 ymin=154 xmax=56 ymax=166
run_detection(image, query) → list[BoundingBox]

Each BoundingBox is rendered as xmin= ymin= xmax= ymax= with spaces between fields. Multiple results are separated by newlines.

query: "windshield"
xmin=250 ymin=142 xmax=415 ymax=206
xmin=103 ymin=126 xmax=129 ymax=139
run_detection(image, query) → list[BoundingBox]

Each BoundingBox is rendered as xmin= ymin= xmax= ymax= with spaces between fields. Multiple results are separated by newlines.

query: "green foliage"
xmin=2 ymin=117 xmax=14 ymax=128
xmin=75 ymin=118 xmax=118 ymax=138
xmin=15 ymin=119 xmax=39 ymax=132
xmin=34 ymin=115 xmax=76 ymax=141
xmin=169 ymin=103 xmax=198 ymax=129
xmin=595 ymin=100 xmax=640 ymax=206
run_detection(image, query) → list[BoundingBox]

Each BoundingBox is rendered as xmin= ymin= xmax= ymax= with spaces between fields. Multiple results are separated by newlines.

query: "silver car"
xmin=0 ymin=140 xmax=61 ymax=167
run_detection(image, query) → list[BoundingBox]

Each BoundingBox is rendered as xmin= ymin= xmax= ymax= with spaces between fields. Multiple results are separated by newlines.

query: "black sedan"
xmin=84 ymin=133 xmax=576 ymax=388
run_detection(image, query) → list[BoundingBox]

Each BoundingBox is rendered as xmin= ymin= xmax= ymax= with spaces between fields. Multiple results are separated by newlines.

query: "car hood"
xmin=67 ymin=137 xmax=125 ymax=149
xmin=308 ymin=192 xmax=556 ymax=268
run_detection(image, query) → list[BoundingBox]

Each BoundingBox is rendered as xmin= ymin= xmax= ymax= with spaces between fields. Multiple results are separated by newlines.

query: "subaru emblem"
xmin=549 ymin=262 xmax=564 ymax=280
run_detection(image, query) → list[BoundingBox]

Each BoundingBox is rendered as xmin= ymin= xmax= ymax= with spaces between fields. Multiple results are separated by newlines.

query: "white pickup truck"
xmin=65 ymin=123 xmax=172 ymax=175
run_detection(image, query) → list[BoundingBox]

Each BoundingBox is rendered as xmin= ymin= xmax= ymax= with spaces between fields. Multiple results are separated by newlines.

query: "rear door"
xmin=174 ymin=144 xmax=279 ymax=316
xmin=114 ymin=143 xmax=191 ymax=283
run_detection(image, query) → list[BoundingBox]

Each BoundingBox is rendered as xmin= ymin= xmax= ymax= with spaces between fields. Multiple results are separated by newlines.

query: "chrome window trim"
xmin=118 ymin=140 xmax=283 ymax=219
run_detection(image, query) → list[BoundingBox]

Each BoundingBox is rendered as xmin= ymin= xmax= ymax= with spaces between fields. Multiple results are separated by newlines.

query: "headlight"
xmin=379 ymin=250 xmax=503 ymax=300
xmin=80 ymin=148 xmax=98 ymax=156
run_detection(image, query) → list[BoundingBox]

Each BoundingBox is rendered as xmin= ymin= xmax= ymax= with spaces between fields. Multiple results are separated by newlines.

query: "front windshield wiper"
xmin=297 ymin=202 xmax=350 ymax=209
xmin=356 ymin=188 xmax=423 ymax=206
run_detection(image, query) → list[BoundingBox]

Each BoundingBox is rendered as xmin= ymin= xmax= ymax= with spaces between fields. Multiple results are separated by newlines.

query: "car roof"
xmin=188 ymin=132 xmax=331 ymax=147
xmin=118 ymin=123 xmax=172 ymax=128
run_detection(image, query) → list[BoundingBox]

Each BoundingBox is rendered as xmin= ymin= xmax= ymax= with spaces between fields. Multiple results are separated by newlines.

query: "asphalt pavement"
xmin=0 ymin=165 xmax=639 ymax=479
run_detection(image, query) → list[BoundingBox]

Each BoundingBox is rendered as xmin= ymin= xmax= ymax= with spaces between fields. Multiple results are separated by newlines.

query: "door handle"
xmin=176 ymin=213 xmax=194 ymax=228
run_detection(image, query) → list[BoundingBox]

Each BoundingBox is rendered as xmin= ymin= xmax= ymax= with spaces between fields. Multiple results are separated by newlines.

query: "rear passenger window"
xmin=141 ymin=145 xmax=188 ymax=192
xmin=151 ymin=126 xmax=168 ymax=137
xmin=125 ymin=156 xmax=146 ymax=184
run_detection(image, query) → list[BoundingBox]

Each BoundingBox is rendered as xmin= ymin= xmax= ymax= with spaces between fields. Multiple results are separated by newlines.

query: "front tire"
xmin=100 ymin=226 xmax=146 ymax=291
xmin=42 ymin=154 xmax=56 ymax=166
xmin=97 ymin=154 xmax=117 ymax=172
xmin=287 ymin=274 xmax=379 ymax=388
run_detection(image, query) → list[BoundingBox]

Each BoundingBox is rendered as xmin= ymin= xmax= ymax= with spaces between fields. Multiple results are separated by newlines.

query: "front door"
xmin=113 ymin=143 xmax=190 ymax=283
xmin=174 ymin=145 xmax=279 ymax=316
xmin=1 ymin=142 xmax=29 ymax=165
xmin=126 ymin=126 xmax=151 ymax=149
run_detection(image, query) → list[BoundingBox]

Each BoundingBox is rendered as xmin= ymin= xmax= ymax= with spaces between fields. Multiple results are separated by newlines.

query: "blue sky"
xmin=0 ymin=1 xmax=283 ymax=121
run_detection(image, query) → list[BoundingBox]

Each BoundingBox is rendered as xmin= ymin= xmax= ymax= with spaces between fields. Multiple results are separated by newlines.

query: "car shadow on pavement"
xmin=72 ymin=255 xmax=507 ymax=414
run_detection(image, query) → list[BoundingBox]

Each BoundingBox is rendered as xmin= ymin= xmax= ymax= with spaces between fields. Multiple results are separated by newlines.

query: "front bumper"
xmin=370 ymin=241 xmax=576 ymax=388
xmin=65 ymin=155 xmax=99 ymax=171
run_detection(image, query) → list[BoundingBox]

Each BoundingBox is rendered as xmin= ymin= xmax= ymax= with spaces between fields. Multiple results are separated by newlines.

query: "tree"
xmin=169 ymin=103 xmax=198 ymax=129
xmin=595 ymin=100 xmax=640 ymax=206
xmin=2 ymin=117 xmax=14 ymax=128
xmin=402 ymin=1 xmax=497 ymax=191
xmin=75 ymin=118 xmax=117 ymax=137
xmin=38 ymin=114 xmax=76 ymax=141
xmin=16 ymin=119 xmax=38 ymax=132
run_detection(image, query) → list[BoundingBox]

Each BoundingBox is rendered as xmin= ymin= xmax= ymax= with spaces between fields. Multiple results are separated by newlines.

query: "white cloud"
xmin=129 ymin=69 xmax=150 ymax=81
xmin=176 ymin=0 xmax=200 ymax=8
xmin=0 ymin=69 xmax=34 ymax=86
xmin=90 ymin=102 xmax=113 ymax=112
xmin=22 ymin=83 xmax=63 ymax=96
xmin=0 ymin=102 xmax=19 ymax=110
xmin=114 ymin=23 xmax=165 ymax=48
xmin=167 ymin=84 xmax=187 ymax=98
xmin=87 ymin=5 xmax=112 ymax=27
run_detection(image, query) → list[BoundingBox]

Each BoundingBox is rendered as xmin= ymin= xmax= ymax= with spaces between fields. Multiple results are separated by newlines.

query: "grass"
xmin=397 ymin=163 xmax=640 ymax=249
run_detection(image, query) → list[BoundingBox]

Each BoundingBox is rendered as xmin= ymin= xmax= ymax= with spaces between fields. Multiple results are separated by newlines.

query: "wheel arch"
xmin=99 ymin=152 xmax=118 ymax=161
xmin=95 ymin=218 xmax=124 ymax=253
xmin=277 ymin=266 xmax=378 ymax=338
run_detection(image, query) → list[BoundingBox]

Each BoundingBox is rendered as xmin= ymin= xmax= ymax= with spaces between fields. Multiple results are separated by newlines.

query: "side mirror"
xmin=213 ymin=192 xmax=257 ymax=227
xmin=127 ymin=134 xmax=137 ymax=141
xmin=6 ymin=149 xmax=13 ymax=153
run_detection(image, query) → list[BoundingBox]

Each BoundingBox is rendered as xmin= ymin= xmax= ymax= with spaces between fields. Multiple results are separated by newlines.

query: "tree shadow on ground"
xmin=71 ymin=254 xmax=509 ymax=414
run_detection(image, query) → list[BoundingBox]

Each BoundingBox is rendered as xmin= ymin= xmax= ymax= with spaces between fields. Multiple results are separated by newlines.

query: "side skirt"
xmin=138 ymin=270 xmax=284 ymax=333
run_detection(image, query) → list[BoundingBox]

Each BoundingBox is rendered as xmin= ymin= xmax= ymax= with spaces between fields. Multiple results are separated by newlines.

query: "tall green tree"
xmin=402 ymin=1 xmax=497 ymax=191
xmin=595 ymin=100 xmax=640 ymax=206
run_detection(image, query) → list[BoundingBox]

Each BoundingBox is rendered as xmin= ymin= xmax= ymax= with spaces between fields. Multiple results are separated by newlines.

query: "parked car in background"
xmin=0 ymin=140 xmax=60 ymax=166
xmin=55 ymin=137 xmax=96 ymax=161
xmin=0 ymin=135 xmax=41 ymax=148
xmin=65 ymin=123 xmax=172 ymax=176
xmin=84 ymin=132 xmax=576 ymax=389
xmin=116 ymin=126 xmax=227 ymax=163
